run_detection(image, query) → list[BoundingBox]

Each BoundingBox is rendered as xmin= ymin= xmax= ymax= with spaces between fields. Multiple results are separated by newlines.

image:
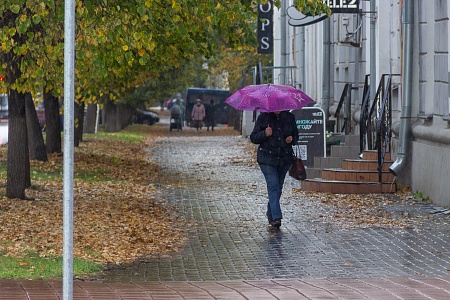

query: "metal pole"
xmin=300 ymin=27 xmax=305 ymax=90
xmin=280 ymin=0 xmax=286 ymax=85
xmin=322 ymin=18 xmax=331 ymax=120
xmin=345 ymin=84 xmax=352 ymax=134
xmin=258 ymin=62 xmax=263 ymax=84
xmin=63 ymin=0 xmax=75 ymax=299
xmin=389 ymin=0 xmax=413 ymax=175
xmin=95 ymin=104 xmax=99 ymax=134
xmin=370 ymin=0 xmax=377 ymax=104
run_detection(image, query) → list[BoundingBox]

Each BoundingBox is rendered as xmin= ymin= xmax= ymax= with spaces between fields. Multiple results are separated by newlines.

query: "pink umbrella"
xmin=225 ymin=84 xmax=314 ymax=112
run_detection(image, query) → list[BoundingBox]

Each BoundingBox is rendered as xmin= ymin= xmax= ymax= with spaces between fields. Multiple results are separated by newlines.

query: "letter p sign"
xmin=257 ymin=1 xmax=273 ymax=54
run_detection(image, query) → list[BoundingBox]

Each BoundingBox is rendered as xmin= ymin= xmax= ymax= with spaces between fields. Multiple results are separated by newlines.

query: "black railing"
xmin=334 ymin=83 xmax=352 ymax=134
xmin=359 ymin=75 xmax=370 ymax=158
xmin=359 ymin=73 xmax=400 ymax=182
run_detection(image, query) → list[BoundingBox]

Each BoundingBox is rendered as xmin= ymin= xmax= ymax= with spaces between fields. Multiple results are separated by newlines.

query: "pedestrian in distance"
xmin=191 ymin=98 xmax=205 ymax=131
xmin=175 ymin=93 xmax=185 ymax=127
xmin=250 ymin=110 xmax=299 ymax=228
xmin=205 ymin=99 xmax=216 ymax=131
xmin=169 ymin=99 xmax=182 ymax=131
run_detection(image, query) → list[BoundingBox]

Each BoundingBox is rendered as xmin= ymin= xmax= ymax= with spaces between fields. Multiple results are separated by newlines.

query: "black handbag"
xmin=289 ymin=153 xmax=306 ymax=180
xmin=289 ymin=156 xmax=306 ymax=180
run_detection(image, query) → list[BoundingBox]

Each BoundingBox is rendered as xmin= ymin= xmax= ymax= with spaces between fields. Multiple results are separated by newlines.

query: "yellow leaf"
xmin=122 ymin=45 xmax=129 ymax=51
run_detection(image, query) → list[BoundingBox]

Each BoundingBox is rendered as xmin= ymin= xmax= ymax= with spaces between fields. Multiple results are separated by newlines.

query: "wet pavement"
xmin=1 ymin=124 xmax=450 ymax=299
xmin=96 ymin=133 xmax=450 ymax=283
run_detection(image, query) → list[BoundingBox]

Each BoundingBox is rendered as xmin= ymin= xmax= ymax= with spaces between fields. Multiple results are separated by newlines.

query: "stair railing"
xmin=376 ymin=76 xmax=393 ymax=181
xmin=360 ymin=73 xmax=400 ymax=182
xmin=334 ymin=83 xmax=352 ymax=134
xmin=359 ymin=75 xmax=370 ymax=157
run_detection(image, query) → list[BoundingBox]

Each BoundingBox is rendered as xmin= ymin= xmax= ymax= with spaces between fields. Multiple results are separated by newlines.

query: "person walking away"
xmin=170 ymin=100 xmax=182 ymax=131
xmin=250 ymin=111 xmax=298 ymax=228
xmin=205 ymin=99 xmax=216 ymax=131
xmin=175 ymin=93 xmax=185 ymax=127
xmin=191 ymin=98 xmax=205 ymax=131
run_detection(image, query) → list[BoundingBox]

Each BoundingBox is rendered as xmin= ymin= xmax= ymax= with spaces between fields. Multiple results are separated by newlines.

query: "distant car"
xmin=133 ymin=108 xmax=159 ymax=125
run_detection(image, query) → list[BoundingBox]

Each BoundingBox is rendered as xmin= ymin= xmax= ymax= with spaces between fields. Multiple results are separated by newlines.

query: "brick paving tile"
xmin=330 ymin=278 xmax=401 ymax=298
xmin=244 ymin=280 xmax=309 ymax=299
xmin=414 ymin=277 xmax=450 ymax=293
xmin=189 ymin=282 xmax=248 ymax=299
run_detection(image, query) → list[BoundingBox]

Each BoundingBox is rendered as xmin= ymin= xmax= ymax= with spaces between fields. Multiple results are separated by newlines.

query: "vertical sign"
xmin=258 ymin=1 xmax=273 ymax=54
xmin=291 ymin=107 xmax=326 ymax=167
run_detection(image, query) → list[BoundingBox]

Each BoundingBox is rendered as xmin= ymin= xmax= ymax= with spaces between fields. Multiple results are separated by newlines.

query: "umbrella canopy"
xmin=225 ymin=84 xmax=314 ymax=112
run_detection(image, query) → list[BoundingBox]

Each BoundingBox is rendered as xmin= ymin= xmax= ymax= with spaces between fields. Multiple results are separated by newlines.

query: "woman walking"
xmin=250 ymin=110 xmax=298 ymax=228
xmin=191 ymin=98 xmax=205 ymax=131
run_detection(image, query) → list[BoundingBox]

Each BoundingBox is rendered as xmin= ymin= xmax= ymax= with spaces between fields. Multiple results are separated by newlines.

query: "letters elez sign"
xmin=258 ymin=1 xmax=273 ymax=54
xmin=324 ymin=0 xmax=359 ymax=13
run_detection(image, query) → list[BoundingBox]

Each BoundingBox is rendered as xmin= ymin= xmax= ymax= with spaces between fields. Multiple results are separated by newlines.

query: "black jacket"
xmin=250 ymin=111 xmax=299 ymax=166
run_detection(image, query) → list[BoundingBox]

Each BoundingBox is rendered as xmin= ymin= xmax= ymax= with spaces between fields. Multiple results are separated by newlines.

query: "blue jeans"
xmin=259 ymin=163 xmax=291 ymax=221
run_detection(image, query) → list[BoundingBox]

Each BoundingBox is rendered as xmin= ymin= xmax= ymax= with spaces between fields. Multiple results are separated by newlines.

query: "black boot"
xmin=269 ymin=219 xmax=281 ymax=228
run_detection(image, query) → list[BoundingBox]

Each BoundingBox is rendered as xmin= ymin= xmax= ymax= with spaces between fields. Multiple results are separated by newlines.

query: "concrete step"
xmin=344 ymin=134 xmax=360 ymax=146
xmin=301 ymin=179 xmax=397 ymax=194
xmin=305 ymin=136 xmax=397 ymax=194
xmin=322 ymin=168 xmax=395 ymax=182
xmin=341 ymin=159 xmax=394 ymax=172
xmin=330 ymin=145 xmax=360 ymax=158
xmin=314 ymin=156 xmax=344 ymax=169
xmin=306 ymin=168 xmax=322 ymax=179
xmin=361 ymin=150 xmax=392 ymax=161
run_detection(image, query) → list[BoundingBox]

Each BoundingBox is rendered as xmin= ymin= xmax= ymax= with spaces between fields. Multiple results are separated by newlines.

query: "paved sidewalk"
xmin=1 ymin=123 xmax=450 ymax=299
xmin=2 ymin=277 xmax=450 ymax=299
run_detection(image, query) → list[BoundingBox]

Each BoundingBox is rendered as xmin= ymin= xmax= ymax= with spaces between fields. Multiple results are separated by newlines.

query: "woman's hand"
xmin=285 ymin=136 xmax=293 ymax=144
xmin=265 ymin=125 xmax=272 ymax=137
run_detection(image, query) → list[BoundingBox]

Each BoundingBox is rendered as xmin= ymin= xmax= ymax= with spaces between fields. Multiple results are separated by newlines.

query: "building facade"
xmin=272 ymin=1 xmax=450 ymax=206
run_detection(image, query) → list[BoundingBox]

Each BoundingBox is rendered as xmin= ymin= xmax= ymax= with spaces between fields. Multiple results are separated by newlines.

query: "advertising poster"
xmin=291 ymin=107 xmax=326 ymax=167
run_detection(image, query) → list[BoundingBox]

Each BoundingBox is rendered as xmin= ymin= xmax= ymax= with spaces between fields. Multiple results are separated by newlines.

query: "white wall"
xmin=274 ymin=0 xmax=450 ymax=206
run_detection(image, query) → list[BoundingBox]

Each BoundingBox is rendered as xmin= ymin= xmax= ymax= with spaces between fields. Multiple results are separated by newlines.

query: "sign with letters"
xmin=288 ymin=0 xmax=360 ymax=27
xmin=257 ymin=1 xmax=273 ymax=54
xmin=324 ymin=0 xmax=359 ymax=13
xmin=291 ymin=107 xmax=326 ymax=167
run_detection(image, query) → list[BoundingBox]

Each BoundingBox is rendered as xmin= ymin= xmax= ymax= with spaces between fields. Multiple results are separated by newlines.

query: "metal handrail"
xmin=359 ymin=75 xmax=370 ymax=157
xmin=359 ymin=73 xmax=400 ymax=182
xmin=376 ymin=76 xmax=392 ymax=181
xmin=334 ymin=83 xmax=350 ymax=133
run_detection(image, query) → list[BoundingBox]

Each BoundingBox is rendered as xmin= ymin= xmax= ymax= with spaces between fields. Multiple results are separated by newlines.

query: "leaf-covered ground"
xmin=0 ymin=117 xmax=239 ymax=266
xmin=292 ymin=185 xmax=439 ymax=230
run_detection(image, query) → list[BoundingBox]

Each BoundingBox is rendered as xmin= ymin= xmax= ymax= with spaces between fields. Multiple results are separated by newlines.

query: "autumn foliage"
xmin=0 ymin=124 xmax=190 ymax=265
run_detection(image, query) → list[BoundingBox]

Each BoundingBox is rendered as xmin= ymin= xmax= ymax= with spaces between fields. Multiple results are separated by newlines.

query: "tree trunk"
xmin=26 ymin=93 xmax=48 ymax=162
xmin=104 ymin=100 xmax=118 ymax=132
xmin=103 ymin=101 xmax=137 ymax=132
xmin=44 ymin=91 xmax=62 ymax=154
xmin=117 ymin=103 xmax=134 ymax=129
xmin=3 ymin=6 xmax=31 ymax=197
xmin=6 ymin=89 xmax=29 ymax=199
xmin=74 ymin=101 xmax=85 ymax=147
xmin=84 ymin=103 xmax=97 ymax=133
